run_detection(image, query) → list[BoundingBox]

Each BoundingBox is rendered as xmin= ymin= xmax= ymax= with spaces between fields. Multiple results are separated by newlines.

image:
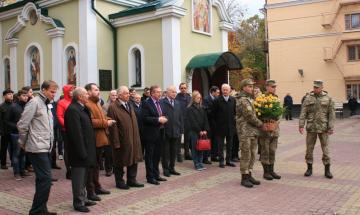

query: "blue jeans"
xmin=10 ymin=134 xmax=25 ymax=175
xmin=189 ymin=132 xmax=204 ymax=169
xmin=28 ymin=152 xmax=52 ymax=215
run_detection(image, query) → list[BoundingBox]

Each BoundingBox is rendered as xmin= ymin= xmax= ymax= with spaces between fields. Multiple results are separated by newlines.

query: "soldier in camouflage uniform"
xmin=299 ymin=80 xmax=335 ymax=179
xmin=259 ymin=80 xmax=281 ymax=180
xmin=235 ymin=79 xmax=264 ymax=188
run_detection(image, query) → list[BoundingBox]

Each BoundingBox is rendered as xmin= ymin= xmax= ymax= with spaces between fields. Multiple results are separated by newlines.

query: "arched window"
xmin=128 ymin=45 xmax=145 ymax=88
xmin=65 ymin=46 xmax=77 ymax=85
xmin=28 ymin=46 xmax=41 ymax=90
xmin=4 ymin=58 xmax=10 ymax=90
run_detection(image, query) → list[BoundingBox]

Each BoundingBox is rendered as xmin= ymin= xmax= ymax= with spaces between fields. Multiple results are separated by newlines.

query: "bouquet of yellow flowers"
xmin=253 ymin=94 xmax=285 ymax=131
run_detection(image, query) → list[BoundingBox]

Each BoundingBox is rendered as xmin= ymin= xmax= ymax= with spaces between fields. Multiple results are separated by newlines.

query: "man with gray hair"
xmin=65 ymin=87 xmax=97 ymax=212
xmin=211 ymin=83 xmax=237 ymax=168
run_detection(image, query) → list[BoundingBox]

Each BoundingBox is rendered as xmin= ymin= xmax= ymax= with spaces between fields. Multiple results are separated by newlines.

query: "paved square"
xmin=0 ymin=118 xmax=359 ymax=215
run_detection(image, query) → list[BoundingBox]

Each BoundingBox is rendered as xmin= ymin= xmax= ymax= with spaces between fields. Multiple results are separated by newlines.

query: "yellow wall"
xmin=117 ymin=19 xmax=163 ymax=88
xmin=16 ymin=21 xmax=52 ymax=88
xmin=180 ymin=1 xmax=223 ymax=82
xmin=267 ymin=1 xmax=360 ymax=103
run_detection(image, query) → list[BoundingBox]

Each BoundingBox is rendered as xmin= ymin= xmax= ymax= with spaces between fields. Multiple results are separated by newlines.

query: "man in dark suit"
xmin=212 ymin=84 xmax=236 ymax=168
xmin=160 ymin=86 xmax=183 ymax=177
xmin=65 ymin=87 xmax=97 ymax=213
xmin=141 ymin=85 xmax=168 ymax=185
xmin=133 ymin=93 xmax=144 ymax=154
xmin=202 ymin=86 xmax=220 ymax=164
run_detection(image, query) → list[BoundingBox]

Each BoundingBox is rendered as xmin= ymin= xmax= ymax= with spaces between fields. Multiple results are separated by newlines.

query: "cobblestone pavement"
xmin=1 ymin=118 xmax=360 ymax=215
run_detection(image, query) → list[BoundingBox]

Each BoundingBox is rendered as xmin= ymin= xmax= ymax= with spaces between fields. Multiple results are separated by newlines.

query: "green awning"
xmin=185 ymin=52 xmax=242 ymax=71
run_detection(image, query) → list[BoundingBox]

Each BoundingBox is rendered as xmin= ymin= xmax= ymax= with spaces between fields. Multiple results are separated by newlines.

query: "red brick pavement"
xmin=0 ymin=118 xmax=360 ymax=214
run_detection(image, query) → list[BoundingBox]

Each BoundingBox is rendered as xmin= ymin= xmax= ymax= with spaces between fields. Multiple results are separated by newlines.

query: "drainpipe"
xmin=91 ymin=0 xmax=118 ymax=89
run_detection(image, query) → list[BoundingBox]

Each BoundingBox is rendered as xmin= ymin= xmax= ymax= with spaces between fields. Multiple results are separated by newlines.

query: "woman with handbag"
xmin=185 ymin=91 xmax=210 ymax=171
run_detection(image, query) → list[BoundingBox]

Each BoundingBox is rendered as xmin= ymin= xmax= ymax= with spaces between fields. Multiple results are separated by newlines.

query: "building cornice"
xmin=5 ymin=38 xmax=19 ymax=47
xmin=219 ymin=21 xmax=233 ymax=31
xmin=269 ymin=32 xmax=341 ymax=42
xmin=111 ymin=5 xmax=186 ymax=27
xmin=46 ymin=27 xmax=65 ymax=38
xmin=104 ymin=0 xmax=145 ymax=7
xmin=265 ymin=0 xmax=330 ymax=9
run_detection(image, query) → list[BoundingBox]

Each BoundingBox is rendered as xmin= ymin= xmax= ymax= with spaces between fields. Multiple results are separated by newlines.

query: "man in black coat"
xmin=175 ymin=83 xmax=192 ymax=160
xmin=65 ymin=87 xmax=97 ymax=213
xmin=211 ymin=84 xmax=236 ymax=168
xmin=283 ymin=93 xmax=293 ymax=120
xmin=0 ymin=89 xmax=14 ymax=169
xmin=133 ymin=93 xmax=144 ymax=154
xmin=160 ymin=86 xmax=183 ymax=177
xmin=141 ymin=85 xmax=168 ymax=185
xmin=202 ymin=86 xmax=220 ymax=163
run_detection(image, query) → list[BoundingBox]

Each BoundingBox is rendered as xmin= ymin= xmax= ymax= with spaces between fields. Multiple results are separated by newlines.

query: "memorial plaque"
xmin=99 ymin=70 xmax=112 ymax=91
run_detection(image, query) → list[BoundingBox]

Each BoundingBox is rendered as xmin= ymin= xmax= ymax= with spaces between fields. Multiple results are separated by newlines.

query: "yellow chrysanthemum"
xmin=257 ymin=112 xmax=261 ymax=116
xmin=265 ymin=105 xmax=269 ymax=108
xmin=269 ymin=104 xmax=273 ymax=108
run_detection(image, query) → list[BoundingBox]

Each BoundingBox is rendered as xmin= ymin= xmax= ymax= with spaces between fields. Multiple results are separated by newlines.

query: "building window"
xmin=4 ymin=58 xmax=10 ymax=90
xmin=345 ymin=13 xmax=360 ymax=30
xmin=346 ymin=84 xmax=360 ymax=101
xmin=128 ymin=45 xmax=144 ymax=88
xmin=348 ymin=45 xmax=360 ymax=61
xmin=134 ymin=49 xmax=141 ymax=87
xmin=65 ymin=47 xmax=77 ymax=85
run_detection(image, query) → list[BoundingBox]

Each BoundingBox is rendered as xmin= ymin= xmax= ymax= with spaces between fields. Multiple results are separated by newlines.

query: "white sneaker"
xmin=58 ymin=155 xmax=64 ymax=160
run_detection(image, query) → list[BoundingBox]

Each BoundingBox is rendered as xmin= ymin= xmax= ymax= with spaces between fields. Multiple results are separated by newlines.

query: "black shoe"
xmin=85 ymin=201 xmax=97 ymax=207
xmin=74 ymin=206 xmax=90 ymax=213
xmin=95 ymin=188 xmax=111 ymax=195
xmin=262 ymin=164 xmax=273 ymax=180
xmin=1 ymin=165 xmax=8 ymax=170
xmin=116 ymin=182 xmax=130 ymax=190
xmin=269 ymin=164 xmax=281 ymax=179
xmin=211 ymin=157 xmax=219 ymax=162
xmin=52 ymin=165 xmax=61 ymax=170
xmin=241 ymin=174 xmax=253 ymax=188
xmin=219 ymin=163 xmax=225 ymax=168
xmin=127 ymin=181 xmax=144 ymax=188
xmin=156 ymin=177 xmax=167 ymax=181
xmin=87 ymin=193 xmax=101 ymax=201
xmin=226 ymin=162 xmax=236 ymax=167
xmin=325 ymin=164 xmax=333 ymax=179
xmin=304 ymin=163 xmax=312 ymax=177
xmin=177 ymin=155 xmax=183 ymax=163
xmin=203 ymin=160 xmax=212 ymax=164
xmin=169 ymin=170 xmax=181 ymax=175
xmin=147 ymin=179 xmax=160 ymax=185
xmin=46 ymin=211 xmax=58 ymax=215
xmin=66 ymin=171 xmax=71 ymax=180
xmin=163 ymin=171 xmax=171 ymax=177
xmin=249 ymin=172 xmax=261 ymax=185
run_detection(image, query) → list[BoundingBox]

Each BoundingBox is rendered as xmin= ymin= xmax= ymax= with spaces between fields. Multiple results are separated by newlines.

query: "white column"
xmin=47 ymin=28 xmax=65 ymax=92
xmin=79 ymin=0 xmax=98 ymax=87
xmin=7 ymin=38 xmax=18 ymax=92
xmin=221 ymin=30 xmax=229 ymax=52
xmin=162 ymin=16 xmax=181 ymax=88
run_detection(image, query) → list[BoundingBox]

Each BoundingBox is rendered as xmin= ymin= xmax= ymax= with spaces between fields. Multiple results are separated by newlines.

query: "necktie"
xmin=171 ymin=99 xmax=174 ymax=107
xmin=125 ymin=103 xmax=129 ymax=111
xmin=155 ymin=101 xmax=162 ymax=116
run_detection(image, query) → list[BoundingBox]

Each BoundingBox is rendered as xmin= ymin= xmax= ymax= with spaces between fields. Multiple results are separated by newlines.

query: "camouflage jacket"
xmin=235 ymin=91 xmax=263 ymax=137
xmin=299 ymin=91 xmax=335 ymax=133
xmin=260 ymin=92 xmax=280 ymax=137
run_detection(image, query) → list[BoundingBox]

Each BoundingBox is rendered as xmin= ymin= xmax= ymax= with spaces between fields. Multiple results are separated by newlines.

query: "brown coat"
xmin=107 ymin=100 xmax=142 ymax=167
xmin=85 ymin=98 xmax=109 ymax=148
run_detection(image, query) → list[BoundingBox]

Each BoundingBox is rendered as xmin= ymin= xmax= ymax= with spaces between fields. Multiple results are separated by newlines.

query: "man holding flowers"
xmin=235 ymin=79 xmax=264 ymax=188
xmin=258 ymin=80 xmax=282 ymax=181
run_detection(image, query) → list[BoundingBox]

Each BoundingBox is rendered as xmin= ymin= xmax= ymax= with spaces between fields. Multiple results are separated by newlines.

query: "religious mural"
xmin=30 ymin=47 xmax=40 ymax=90
xmin=4 ymin=58 xmax=10 ymax=90
xmin=67 ymin=47 xmax=77 ymax=85
xmin=192 ymin=0 xmax=211 ymax=34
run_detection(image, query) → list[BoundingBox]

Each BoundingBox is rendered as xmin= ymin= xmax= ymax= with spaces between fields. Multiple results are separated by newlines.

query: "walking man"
xmin=299 ymin=80 xmax=335 ymax=179
xmin=17 ymin=80 xmax=58 ymax=215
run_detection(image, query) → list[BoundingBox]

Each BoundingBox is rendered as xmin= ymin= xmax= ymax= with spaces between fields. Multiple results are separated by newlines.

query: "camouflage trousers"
xmin=259 ymin=136 xmax=278 ymax=165
xmin=239 ymin=136 xmax=258 ymax=174
xmin=305 ymin=132 xmax=330 ymax=165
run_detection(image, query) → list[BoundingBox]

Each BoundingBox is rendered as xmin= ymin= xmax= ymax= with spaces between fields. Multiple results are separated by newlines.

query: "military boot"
xmin=241 ymin=174 xmax=253 ymax=188
xmin=262 ymin=164 xmax=273 ymax=180
xmin=304 ymin=163 xmax=312 ymax=177
xmin=324 ymin=164 xmax=333 ymax=179
xmin=249 ymin=172 xmax=261 ymax=185
xmin=269 ymin=164 xmax=281 ymax=179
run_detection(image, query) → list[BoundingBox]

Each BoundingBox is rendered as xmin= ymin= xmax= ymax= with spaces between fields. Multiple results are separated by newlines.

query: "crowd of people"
xmin=0 ymin=78 xmax=336 ymax=214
